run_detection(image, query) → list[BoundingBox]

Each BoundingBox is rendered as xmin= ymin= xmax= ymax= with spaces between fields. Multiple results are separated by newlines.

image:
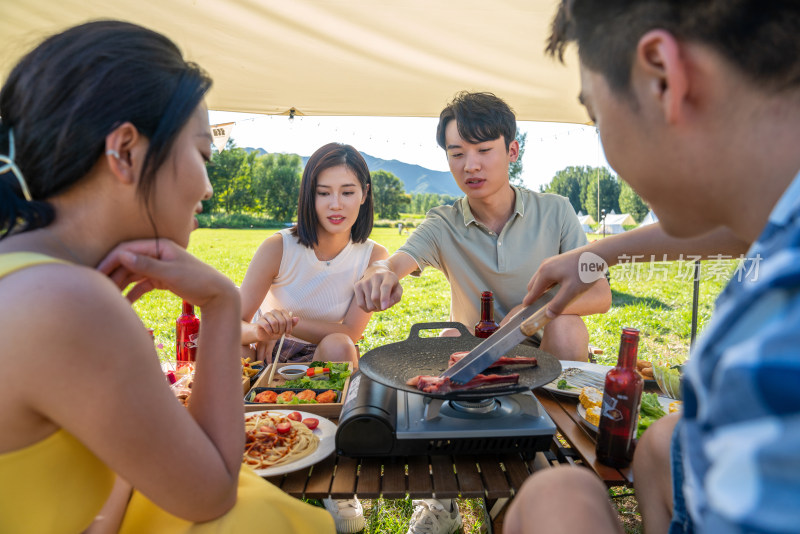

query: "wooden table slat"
xmin=381 ymin=457 xmax=408 ymax=498
xmin=430 ymin=455 xmax=460 ymax=498
xmin=281 ymin=466 xmax=311 ymax=496
xmin=453 ymin=456 xmax=486 ymax=498
xmin=263 ymin=389 xmax=638 ymax=503
xmin=406 ymin=455 xmax=433 ymax=498
xmin=501 ymin=453 xmax=532 ymax=491
xmin=535 ymin=391 xmax=631 ymax=486
xmin=476 ymin=457 xmax=512 ymax=499
xmin=329 ymin=455 xmax=360 ymax=498
xmin=304 ymin=454 xmax=337 ymax=498
xmin=265 ymin=474 xmax=285 ymax=489
xmin=356 ymin=457 xmax=382 ymax=496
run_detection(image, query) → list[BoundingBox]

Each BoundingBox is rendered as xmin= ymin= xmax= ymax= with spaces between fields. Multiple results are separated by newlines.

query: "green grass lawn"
xmin=134 ymin=227 xmax=736 ymax=533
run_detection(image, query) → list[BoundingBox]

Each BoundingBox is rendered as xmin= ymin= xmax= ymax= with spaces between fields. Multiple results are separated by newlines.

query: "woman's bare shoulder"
xmin=0 ymin=262 xmax=148 ymax=369
xmin=369 ymin=242 xmax=390 ymax=262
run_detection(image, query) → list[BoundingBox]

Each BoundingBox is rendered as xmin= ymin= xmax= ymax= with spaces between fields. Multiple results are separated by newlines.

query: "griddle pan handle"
xmin=406 ymin=322 xmax=472 ymax=340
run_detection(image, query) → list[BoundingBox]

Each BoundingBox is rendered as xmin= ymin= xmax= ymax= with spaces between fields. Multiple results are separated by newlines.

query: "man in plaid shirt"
xmin=505 ymin=1 xmax=800 ymax=533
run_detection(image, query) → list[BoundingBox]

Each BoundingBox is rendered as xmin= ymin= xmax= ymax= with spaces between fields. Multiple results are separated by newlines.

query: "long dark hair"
xmin=292 ymin=143 xmax=374 ymax=247
xmin=0 ymin=20 xmax=211 ymax=238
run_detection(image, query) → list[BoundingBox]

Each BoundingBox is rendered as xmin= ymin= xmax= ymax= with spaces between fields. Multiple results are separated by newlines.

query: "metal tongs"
xmin=439 ymin=287 xmax=559 ymax=385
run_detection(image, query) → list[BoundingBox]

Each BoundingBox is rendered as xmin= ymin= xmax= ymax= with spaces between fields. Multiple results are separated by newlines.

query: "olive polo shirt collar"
xmin=460 ymin=186 xmax=525 ymax=233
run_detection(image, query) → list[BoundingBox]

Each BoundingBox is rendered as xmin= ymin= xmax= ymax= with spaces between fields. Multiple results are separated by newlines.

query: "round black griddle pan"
xmin=359 ymin=322 xmax=562 ymax=400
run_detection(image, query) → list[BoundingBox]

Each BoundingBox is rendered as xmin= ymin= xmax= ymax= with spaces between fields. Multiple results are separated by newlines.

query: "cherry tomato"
xmin=302 ymin=418 xmax=319 ymax=430
xmin=287 ymin=411 xmax=302 ymax=421
xmin=258 ymin=425 xmax=276 ymax=434
xmin=276 ymin=422 xmax=292 ymax=434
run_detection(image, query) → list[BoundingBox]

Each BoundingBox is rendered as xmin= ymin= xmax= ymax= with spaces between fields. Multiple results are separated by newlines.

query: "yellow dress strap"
xmin=0 ymin=252 xmax=66 ymax=278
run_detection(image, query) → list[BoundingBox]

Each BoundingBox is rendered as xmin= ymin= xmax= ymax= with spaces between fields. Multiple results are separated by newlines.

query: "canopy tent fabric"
xmin=639 ymin=210 xmax=659 ymax=227
xmin=597 ymin=213 xmax=635 ymax=234
xmin=0 ymin=0 xmax=587 ymax=123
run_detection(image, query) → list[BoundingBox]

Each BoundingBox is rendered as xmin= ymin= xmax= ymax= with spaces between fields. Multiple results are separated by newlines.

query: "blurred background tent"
xmin=0 ymin=0 xmax=586 ymax=123
xmin=639 ymin=210 xmax=659 ymax=227
xmin=597 ymin=213 xmax=636 ymax=235
xmin=576 ymin=211 xmax=596 ymax=233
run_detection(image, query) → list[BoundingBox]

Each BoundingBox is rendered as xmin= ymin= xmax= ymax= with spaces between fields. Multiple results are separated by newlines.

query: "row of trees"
xmin=409 ymin=193 xmax=460 ymax=214
xmin=540 ymin=166 xmax=649 ymax=223
xmin=203 ymin=142 xmax=303 ymax=219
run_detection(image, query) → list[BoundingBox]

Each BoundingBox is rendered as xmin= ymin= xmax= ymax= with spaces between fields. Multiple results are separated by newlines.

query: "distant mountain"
xmin=245 ymin=147 xmax=462 ymax=197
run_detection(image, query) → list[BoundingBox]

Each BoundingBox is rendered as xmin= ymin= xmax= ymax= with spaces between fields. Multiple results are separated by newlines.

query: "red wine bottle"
xmin=474 ymin=291 xmax=500 ymax=338
xmin=176 ymin=300 xmax=199 ymax=366
xmin=596 ymin=327 xmax=643 ymax=467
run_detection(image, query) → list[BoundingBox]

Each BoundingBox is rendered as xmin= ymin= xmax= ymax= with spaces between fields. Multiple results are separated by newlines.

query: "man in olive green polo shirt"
xmin=355 ymin=91 xmax=611 ymax=361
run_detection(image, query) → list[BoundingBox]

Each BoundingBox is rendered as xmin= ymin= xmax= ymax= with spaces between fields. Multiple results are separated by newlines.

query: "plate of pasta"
xmin=243 ymin=410 xmax=336 ymax=477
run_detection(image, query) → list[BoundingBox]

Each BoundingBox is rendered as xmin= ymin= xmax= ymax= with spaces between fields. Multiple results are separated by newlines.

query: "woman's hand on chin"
xmin=96 ymin=239 xmax=238 ymax=308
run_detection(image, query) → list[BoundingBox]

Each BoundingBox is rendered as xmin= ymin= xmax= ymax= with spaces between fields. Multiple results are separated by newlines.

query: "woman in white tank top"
xmin=239 ymin=143 xmax=388 ymax=368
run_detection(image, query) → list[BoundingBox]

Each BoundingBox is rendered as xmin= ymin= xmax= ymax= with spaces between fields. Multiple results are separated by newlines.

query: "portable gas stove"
xmin=336 ymin=372 xmax=556 ymax=456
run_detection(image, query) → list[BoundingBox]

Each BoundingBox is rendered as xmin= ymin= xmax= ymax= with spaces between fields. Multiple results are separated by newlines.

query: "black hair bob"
xmin=292 ymin=142 xmax=374 ymax=247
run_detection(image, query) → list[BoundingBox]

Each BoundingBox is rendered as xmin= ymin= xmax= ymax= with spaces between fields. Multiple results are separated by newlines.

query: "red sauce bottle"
xmin=596 ymin=327 xmax=643 ymax=467
xmin=176 ymin=300 xmax=199 ymax=365
xmin=474 ymin=291 xmax=500 ymax=338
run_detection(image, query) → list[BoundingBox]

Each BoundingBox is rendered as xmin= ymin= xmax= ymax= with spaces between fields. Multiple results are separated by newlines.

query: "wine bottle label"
xmin=601 ymin=395 xmax=624 ymax=422
xmin=184 ymin=333 xmax=199 ymax=349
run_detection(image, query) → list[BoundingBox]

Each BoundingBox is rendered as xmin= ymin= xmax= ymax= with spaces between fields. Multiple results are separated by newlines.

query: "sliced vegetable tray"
xmin=244 ymin=361 xmax=351 ymax=417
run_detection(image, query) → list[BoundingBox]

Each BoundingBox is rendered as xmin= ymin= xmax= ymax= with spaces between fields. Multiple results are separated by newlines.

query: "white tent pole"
xmin=595 ymin=128 xmax=601 ymax=222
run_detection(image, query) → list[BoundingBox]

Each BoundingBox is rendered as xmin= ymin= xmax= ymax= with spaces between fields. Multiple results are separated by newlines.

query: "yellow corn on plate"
xmin=669 ymin=401 xmax=683 ymax=414
xmin=579 ymin=386 xmax=603 ymax=410
xmin=586 ymin=406 xmax=601 ymax=426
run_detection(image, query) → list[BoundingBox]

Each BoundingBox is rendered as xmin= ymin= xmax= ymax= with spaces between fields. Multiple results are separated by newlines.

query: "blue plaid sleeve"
xmin=683 ymin=247 xmax=800 ymax=533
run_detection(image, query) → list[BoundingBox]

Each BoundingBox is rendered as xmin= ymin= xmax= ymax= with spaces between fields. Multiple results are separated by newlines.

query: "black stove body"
xmin=335 ymin=372 xmax=556 ymax=457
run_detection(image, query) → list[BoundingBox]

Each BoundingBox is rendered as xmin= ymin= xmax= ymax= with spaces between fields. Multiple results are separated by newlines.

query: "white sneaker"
xmin=407 ymin=499 xmax=462 ymax=534
xmin=323 ymin=497 xmax=366 ymax=533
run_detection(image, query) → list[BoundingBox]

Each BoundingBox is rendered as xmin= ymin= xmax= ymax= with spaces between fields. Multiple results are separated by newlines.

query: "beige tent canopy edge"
xmin=0 ymin=0 xmax=588 ymax=123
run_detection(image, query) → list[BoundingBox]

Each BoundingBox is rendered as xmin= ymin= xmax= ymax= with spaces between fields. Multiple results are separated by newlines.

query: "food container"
xmin=277 ymin=364 xmax=309 ymax=380
xmin=653 ymin=365 xmax=682 ymax=400
xmin=242 ymin=361 xmax=265 ymax=394
xmin=244 ymin=362 xmax=352 ymax=417
xmin=245 ymin=387 xmax=341 ymax=413
xmin=170 ymin=372 xmax=193 ymax=407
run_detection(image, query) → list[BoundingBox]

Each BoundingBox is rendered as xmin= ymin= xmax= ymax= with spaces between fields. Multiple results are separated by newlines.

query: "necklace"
xmin=314 ymin=246 xmax=342 ymax=266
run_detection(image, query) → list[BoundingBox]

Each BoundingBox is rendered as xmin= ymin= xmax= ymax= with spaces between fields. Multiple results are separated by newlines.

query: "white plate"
xmin=244 ymin=409 xmax=336 ymax=477
xmin=277 ymin=364 xmax=309 ymax=379
xmin=577 ymin=404 xmax=599 ymax=432
xmin=577 ymin=396 xmax=676 ymax=433
xmin=541 ymin=361 xmax=612 ymax=398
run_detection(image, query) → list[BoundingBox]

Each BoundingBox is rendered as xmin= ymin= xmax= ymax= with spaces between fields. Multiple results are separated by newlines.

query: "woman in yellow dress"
xmin=0 ymin=20 xmax=333 ymax=534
